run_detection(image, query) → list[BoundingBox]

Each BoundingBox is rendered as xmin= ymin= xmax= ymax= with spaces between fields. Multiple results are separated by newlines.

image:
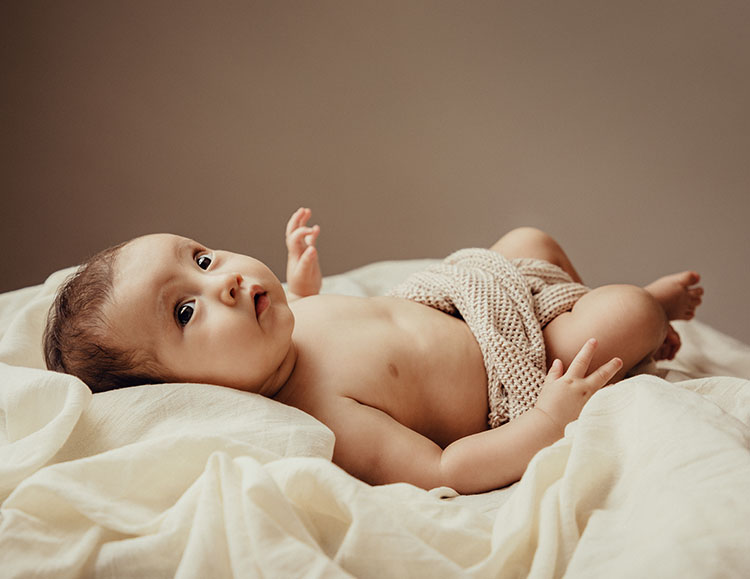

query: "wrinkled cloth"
xmin=388 ymin=249 xmax=589 ymax=427
xmin=2 ymin=260 xmax=750 ymax=577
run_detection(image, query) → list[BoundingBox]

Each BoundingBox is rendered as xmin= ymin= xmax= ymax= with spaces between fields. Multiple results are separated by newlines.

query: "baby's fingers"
xmin=298 ymin=244 xmax=318 ymax=268
xmin=545 ymin=358 xmax=564 ymax=381
xmin=304 ymin=224 xmax=321 ymax=247
xmin=565 ymin=338 xmax=599 ymax=378
xmin=585 ymin=357 xmax=623 ymax=388
xmin=287 ymin=224 xmax=320 ymax=252
xmin=285 ymin=207 xmax=312 ymax=238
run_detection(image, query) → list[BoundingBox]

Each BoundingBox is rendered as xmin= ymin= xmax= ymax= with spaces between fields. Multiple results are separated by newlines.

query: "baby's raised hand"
xmin=285 ymin=207 xmax=322 ymax=297
xmin=534 ymin=339 xmax=623 ymax=435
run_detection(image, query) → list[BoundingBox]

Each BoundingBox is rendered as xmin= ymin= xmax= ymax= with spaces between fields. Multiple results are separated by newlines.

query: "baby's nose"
xmin=219 ymin=273 xmax=244 ymax=303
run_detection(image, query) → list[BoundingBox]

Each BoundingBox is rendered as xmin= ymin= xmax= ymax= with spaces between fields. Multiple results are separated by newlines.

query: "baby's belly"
xmin=386 ymin=298 xmax=490 ymax=445
xmin=292 ymin=295 xmax=490 ymax=446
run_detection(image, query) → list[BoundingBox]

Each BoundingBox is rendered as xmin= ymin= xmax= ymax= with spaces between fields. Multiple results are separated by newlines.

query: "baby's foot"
xmin=645 ymin=271 xmax=703 ymax=321
xmin=654 ymin=323 xmax=682 ymax=360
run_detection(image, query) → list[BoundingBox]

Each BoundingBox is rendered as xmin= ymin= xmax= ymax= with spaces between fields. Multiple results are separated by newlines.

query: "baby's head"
xmin=44 ymin=234 xmax=296 ymax=395
xmin=43 ymin=240 xmax=160 ymax=392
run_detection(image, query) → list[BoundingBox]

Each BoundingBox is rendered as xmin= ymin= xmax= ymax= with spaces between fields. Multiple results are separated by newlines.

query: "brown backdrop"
xmin=2 ymin=1 xmax=749 ymax=343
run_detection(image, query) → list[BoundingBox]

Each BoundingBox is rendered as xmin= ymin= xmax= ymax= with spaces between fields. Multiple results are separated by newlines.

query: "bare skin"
xmin=103 ymin=211 xmax=703 ymax=494
xmin=646 ymin=271 xmax=703 ymax=361
xmin=284 ymin=217 xmax=702 ymax=492
xmin=645 ymin=271 xmax=703 ymax=321
xmin=489 ymin=227 xmax=702 ymax=379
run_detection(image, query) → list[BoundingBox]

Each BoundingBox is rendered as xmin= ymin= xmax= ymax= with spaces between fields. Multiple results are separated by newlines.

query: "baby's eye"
xmin=176 ymin=300 xmax=195 ymax=326
xmin=196 ymin=253 xmax=213 ymax=270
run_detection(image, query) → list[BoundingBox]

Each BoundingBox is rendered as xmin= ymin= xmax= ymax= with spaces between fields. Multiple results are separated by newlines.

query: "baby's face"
xmin=105 ymin=233 xmax=295 ymax=395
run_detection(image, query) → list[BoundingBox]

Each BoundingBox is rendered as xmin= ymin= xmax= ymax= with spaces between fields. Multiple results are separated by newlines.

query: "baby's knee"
xmin=502 ymin=227 xmax=555 ymax=247
xmin=606 ymin=285 xmax=668 ymax=345
xmin=491 ymin=227 xmax=559 ymax=259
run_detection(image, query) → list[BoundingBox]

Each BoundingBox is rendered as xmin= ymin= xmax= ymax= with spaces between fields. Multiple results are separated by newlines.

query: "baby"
xmin=44 ymin=208 xmax=703 ymax=494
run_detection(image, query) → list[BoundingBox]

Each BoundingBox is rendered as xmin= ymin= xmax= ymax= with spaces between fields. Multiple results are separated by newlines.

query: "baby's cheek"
xmin=274 ymin=302 xmax=295 ymax=334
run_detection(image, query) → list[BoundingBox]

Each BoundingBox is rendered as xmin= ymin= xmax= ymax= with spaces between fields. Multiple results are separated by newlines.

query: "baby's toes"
xmin=685 ymin=299 xmax=702 ymax=318
xmin=688 ymin=288 xmax=703 ymax=307
xmin=683 ymin=271 xmax=701 ymax=286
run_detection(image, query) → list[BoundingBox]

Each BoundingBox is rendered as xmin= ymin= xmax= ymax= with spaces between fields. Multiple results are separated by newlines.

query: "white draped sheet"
xmin=1 ymin=260 xmax=749 ymax=577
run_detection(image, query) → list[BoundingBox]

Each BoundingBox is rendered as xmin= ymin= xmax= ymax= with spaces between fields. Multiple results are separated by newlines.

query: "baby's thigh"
xmin=542 ymin=285 xmax=667 ymax=381
xmin=490 ymin=227 xmax=561 ymax=262
xmin=490 ymin=227 xmax=583 ymax=283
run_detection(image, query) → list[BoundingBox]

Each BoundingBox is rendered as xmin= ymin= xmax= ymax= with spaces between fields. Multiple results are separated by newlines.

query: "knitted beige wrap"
xmin=388 ymin=249 xmax=589 ymax=428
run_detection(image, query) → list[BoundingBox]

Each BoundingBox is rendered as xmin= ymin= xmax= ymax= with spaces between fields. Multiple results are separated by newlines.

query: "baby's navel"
xmin=388 ymin=362 xmax=399 ymax=379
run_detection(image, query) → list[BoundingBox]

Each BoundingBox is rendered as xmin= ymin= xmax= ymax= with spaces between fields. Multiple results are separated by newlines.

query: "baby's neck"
xmin=257 ymin=342 xmax=298 ymax=399
xmin=272 ymin=340 xmax=317 ymax=405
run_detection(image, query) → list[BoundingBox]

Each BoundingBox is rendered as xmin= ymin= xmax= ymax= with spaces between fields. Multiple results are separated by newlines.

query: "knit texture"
xmin=388 ymin=249 xmax=589 ymax=428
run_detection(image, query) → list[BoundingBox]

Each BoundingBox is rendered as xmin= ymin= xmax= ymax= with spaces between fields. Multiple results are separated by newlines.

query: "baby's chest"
xmin=294 ymin=303 xmax=489 ymax=440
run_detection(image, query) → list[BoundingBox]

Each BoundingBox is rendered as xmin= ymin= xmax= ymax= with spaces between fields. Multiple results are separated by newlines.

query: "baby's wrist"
xmin=288 ymin=280 xmax=318 ymax=297
xmin=532 ymin=406 xmax=565 ymax=439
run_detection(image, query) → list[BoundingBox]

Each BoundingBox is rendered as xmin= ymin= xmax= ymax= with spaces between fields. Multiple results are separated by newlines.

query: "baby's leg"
xmin=490 ymin=227 xmax=583 ymax=283
xmin=492 ymin=227 xmax=703 ymax=378
xmin=543 ymin=285 xmax=668 ymax=382
xmin=644 ymin=271 xmax=703 ymax=321
xmin=491 ymin=228 xmax=661 ymax=379
xmin=644 ymin=271 xmax=703 ymax=360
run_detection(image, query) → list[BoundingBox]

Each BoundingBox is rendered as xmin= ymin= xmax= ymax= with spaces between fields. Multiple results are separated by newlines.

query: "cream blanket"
xmin=2 ymin=261 xmax=750 ymax=578
xmin=388 ymin=249 xmax=588 ymax=427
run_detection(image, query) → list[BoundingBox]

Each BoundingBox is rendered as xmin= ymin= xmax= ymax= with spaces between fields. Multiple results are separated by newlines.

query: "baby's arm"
xmin=325 ymin=339 xmax=621 ymax=494
xmin=438 ymin=339 xmax=622 ymax=492
xmin=285 ymin=207 xmax=322 ymax=300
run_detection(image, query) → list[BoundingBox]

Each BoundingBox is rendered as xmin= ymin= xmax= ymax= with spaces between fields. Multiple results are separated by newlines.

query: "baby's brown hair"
xmin=43 ymin=241 xmax=163 ymax=393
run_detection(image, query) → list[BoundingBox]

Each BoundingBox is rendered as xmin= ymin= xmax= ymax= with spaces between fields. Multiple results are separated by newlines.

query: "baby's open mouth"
xmin=254 ymin=291 xmax=269 ymax=317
